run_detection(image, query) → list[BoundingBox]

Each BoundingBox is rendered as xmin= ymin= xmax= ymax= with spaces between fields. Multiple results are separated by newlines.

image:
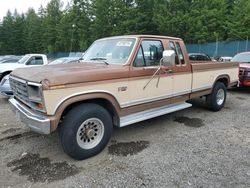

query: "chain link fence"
xmin=186 ymin=40 xmax=249 ymax=58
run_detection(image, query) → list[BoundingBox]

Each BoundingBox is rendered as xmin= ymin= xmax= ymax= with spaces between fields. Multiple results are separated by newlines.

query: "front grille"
xmin=9 ymin=76 xmax=30 ymax=106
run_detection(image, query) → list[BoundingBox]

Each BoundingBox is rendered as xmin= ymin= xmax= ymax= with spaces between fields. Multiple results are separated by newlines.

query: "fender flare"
xmin=213 ymin=74 xmax=230 ymax=88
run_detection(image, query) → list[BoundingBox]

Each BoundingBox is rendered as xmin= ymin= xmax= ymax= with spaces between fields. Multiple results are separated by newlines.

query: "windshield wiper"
xmin=90 ymin=57 xmax=109 ymax=65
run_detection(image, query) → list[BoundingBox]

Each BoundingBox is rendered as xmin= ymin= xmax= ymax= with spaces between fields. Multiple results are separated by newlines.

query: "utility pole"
xmin=214 ymin=32 xmax=219 ymax=57
xmin=246 ymin=36 xmax=248 ymax=52
xmin=70 ymin=24 xmax=76 ymax=53
xmin=237 ymin=41 xmax=240 ymax=53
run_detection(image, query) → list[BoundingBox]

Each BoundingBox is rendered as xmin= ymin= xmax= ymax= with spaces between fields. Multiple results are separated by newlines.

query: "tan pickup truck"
xmin=9 ymin=35 xmax=238 ymax=159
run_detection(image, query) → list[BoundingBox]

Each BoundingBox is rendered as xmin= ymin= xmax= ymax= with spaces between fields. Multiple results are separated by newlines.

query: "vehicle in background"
xmin=232 ymin=52 xmax=250 ymax=87
xmin=9 ymin=35 xmax=238 ymax=160
xmin=189 ymin=53 xmax=212 ymax=61
xmin=49 ymin=57 xmax=82 ymax=65
xmin=0 ymin=57 xmax=22 ymax=64
xmin=0 ymin=54 xmax=48 ymax=96
xmin=69 ymin=52 xmax=85 ymax=57
xmin=218 ymin=56 xmax=232 ymax=62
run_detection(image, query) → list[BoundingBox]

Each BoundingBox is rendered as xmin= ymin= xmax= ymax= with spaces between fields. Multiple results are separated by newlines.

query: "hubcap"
xmin=76 ymin=118 xmax=104 ymax=150
xmin=216 ymin=89 xmax=225 ymax=106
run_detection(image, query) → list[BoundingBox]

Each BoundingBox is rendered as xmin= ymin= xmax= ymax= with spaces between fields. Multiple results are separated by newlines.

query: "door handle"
xmin=143 ymin=67 xmax=157 ymax=70
xmin=164 ymin=69 xmax=173 ymax=74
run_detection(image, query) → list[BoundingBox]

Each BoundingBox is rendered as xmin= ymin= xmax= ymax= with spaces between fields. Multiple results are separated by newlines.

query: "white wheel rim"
xmin=76 ymin=118 xmax=104 ymax=150
xmin=216 ymin=89 xmax=225 ymax=106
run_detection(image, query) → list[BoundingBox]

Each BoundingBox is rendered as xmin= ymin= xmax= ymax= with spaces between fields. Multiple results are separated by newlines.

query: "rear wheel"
xmin=59 ymin=103 xmax=113 ymax=160
xmin=206 ymin=82 xmax=227 ymax=111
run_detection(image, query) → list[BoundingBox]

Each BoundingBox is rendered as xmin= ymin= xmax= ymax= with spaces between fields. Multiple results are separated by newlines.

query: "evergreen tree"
xmin=43 ymin=0 xmax=63 ymax=53
xmin=24 ymin=8 xmax=43 ymax=53
xmin=227 ymin=0 xmax=250 ymax=41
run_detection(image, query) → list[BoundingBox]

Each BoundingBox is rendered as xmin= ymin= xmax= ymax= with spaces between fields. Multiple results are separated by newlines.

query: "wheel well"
xmin=0 ymin=71 xmax=12 ymax=82
xmin=216 ymin=77 xmax=229 ymax=87
xmin=60 ymin=98 xmax=119 ymax=126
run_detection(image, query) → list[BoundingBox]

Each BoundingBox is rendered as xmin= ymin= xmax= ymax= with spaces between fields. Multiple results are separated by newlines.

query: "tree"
xmin=90 ymin=0 xmax=114 ymax=40
xmin=42 ymin=0 xmax=63 ymax=53
xmin=24 ymin=8 xmax=43 ymax=53
xmin=227 ymin=0 xmax=250 ymax=41
xmin=153 ymin=0 xmax=227 ymax=43
xmin=71 ymin=0 xmax=92 ymax=51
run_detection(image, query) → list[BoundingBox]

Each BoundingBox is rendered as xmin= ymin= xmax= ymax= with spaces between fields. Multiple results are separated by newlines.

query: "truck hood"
xmin=239 ymin=63 xmax=250 ymax=69
xmin=11 ymin=62 xmax=129 ymax=87
xmin=0 ymin=63 xmax=24 ymax=73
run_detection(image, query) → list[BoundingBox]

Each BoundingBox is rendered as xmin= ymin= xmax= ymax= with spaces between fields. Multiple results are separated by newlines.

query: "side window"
xmin=175 ymin=42 xmax=185 ymax=64
xmin=134 ymin=40 xmax=163 ymax=67
xmin=169 ymin=41 xmax=179 ymax=65
xmin=27 ymin=56 xmax=44 ymax=65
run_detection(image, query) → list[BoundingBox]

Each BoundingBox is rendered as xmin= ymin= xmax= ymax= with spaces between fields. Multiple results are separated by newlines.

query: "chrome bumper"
xmin=9 ymin=98 xmax=51 ymax=134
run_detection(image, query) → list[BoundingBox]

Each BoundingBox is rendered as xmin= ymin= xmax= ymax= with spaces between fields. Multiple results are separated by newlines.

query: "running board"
xmin=119 ymin=102 xmax=192 ymax=127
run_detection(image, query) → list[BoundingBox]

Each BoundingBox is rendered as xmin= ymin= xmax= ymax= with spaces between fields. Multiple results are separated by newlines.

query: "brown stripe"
xmin=190 ymin=89 xmax=212 ymax=99
xmin=120 ymin=94 xmax=189 ymax=116
xmin=191 ymin=62 xmax=239 ymax=72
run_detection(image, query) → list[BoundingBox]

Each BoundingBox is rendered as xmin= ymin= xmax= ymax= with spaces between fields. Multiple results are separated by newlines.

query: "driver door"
xmin=127 ymin=39 xmax=174 ymax=109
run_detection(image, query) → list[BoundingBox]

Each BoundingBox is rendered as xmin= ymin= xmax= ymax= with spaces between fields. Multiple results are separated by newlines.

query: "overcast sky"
xmin=0 ymin=0 xmax=70 ymax=20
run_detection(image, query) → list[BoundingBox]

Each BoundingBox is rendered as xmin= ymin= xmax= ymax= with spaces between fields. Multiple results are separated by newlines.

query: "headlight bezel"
xmin=27 ymin=82 xmax=46 ymax=113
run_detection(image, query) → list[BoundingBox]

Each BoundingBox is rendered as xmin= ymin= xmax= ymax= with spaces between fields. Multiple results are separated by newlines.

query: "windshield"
xmin=232 ymin=53 xmax=250 ymax=63
xmin=83 ymin=38 xmax=136 ymax=64
xmin=18 ymin=55 xmax=30 ymax=64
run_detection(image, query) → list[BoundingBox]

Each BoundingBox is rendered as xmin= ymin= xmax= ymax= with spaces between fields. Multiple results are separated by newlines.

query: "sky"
xmin=0 ymin=0 xmax=69 ymax=20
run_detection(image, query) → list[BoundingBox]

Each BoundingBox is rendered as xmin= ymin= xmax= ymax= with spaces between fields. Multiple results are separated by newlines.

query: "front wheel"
xmin=206 ymin=82 xmax=227 ymax=111
xmin=59 ymin=103 xmax=113 ymax=160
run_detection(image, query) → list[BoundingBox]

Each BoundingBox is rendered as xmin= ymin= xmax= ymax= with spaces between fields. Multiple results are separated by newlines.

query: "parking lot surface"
xmin=0 ymin=89 xmax=249 ymax=188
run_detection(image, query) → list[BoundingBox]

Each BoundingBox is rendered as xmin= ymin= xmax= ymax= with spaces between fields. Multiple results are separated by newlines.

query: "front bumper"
xmin=9 ymin=98 xmax=51 ymax=134
xmin=240 ymin=79 xmax=250 ymax=87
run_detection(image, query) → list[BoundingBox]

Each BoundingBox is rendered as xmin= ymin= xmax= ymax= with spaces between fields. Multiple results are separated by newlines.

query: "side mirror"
xmin=161 ymin=50 xmax=175 ymax=67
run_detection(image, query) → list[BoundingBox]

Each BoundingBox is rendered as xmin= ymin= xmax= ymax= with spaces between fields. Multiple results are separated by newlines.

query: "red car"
xmin=232 ymin=52 xmax=250 ymax=87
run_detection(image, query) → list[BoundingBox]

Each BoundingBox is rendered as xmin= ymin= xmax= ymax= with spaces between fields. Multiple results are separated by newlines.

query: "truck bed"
xmin=190 ymin=61 xmax=239 ymax=92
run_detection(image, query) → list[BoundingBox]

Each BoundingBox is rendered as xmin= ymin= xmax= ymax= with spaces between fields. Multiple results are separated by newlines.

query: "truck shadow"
xmin=228 ymin=87 xmax=250 ymax=94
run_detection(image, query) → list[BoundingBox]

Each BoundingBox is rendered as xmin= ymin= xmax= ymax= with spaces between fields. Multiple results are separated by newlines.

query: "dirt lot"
xmin=0 ymin=89 xmax=249 ymax=188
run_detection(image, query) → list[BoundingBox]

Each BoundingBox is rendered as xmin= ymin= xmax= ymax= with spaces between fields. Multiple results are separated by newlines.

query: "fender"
xmin=0 ymin=71 xmax=12 ymax=81
xmin=49 ymin=91 xmax=122 ymax=132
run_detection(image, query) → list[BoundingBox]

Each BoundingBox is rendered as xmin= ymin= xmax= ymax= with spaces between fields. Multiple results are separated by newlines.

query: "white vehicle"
xmin=0 ymin=54 xmax=48 ymax=96
xmin=218 ymin=56 xmax=232 ymax=62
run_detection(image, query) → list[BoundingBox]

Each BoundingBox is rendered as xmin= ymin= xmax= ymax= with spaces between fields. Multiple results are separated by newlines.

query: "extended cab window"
xmin=27 ymin=56 xmax=44 ymax=65
xmin=175 ymin=42 xmax=185 ymax=64
xmin=169 ymin=41 xmax=179 ymax=65
xmin=134 ymin=40 xmax=163 ymax=67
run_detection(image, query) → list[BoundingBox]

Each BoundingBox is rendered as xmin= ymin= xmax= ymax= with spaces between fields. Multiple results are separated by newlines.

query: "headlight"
xmin=27 ymin=82 xmax=45 ymax=112
xmin=27 ymin=84 xmax=42 ymax=102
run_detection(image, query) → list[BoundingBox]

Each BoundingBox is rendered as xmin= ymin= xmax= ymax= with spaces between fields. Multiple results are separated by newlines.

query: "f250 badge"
xmin=118 ymin=86 xmax=127 ymax=92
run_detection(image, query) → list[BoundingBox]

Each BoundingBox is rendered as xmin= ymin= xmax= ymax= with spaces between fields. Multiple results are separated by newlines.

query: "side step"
xmin=119 ymin=102 xmax=192 ymax=127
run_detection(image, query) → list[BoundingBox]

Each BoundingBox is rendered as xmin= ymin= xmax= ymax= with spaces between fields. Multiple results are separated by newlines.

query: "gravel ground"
xmin=0 ymin=88 xmax=249 ymax=188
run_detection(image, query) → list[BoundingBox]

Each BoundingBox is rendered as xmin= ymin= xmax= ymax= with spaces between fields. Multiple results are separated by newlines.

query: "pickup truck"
xmin=0 ymin=54 xmax=48 ymax=96
xmin=232 ymin=52 xmax=250 ymax=87
xmin=9 ymin=35 xmax=239 ymax=160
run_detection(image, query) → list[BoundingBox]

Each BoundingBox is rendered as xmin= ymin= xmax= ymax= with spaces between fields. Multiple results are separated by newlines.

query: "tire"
xmin=206 ymin=82 xmax=227 ymax=111
xmin=59 ymin=103 xmax=113 ymax=160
